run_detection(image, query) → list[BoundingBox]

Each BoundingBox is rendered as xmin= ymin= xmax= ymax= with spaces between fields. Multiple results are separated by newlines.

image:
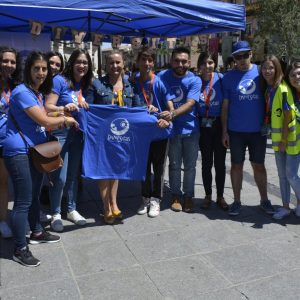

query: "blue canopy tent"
xmin=0 ymin=0 xmax=245 ymax=39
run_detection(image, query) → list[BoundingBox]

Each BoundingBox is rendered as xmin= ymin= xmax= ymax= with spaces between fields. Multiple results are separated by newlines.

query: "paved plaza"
xmin=1 ymin=142 xmax=300 ymax=299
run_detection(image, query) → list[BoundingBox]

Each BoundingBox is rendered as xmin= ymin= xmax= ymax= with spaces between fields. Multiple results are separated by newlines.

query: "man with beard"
xmin=159 ymin=47 xmax=201 ymax=213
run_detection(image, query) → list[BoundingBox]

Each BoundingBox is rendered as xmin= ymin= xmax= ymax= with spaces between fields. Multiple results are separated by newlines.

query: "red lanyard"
xmin=203 ymin=73 xmax=214 ymax=117
xmin=264 ymin=87 xmax=273 ymax=124
xmin=139 ymin=73 xmax=154 ymax=107
xmin=76 ymin=88 xmax=83 ymax=106
xmin=36 ymin=93 xmax=46 ymax=113
xmin=1 ymin=87 xmax=11 ymax=104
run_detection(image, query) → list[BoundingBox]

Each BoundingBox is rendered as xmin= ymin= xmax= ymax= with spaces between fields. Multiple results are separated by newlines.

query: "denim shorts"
xmin=229 ymin=131 xmax=267 ymax=164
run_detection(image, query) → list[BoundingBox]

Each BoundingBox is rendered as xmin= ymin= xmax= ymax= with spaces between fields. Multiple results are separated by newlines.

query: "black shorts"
xmin=229 ymin=131 xmax=267 ymax=164
xmin=0 ymin=147 xmax=3 ymax=158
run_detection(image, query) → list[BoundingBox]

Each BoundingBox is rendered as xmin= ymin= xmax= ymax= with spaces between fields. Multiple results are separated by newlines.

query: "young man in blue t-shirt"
xmin=159 ymin=47 xmax=201 ymax=212
xmin=221 ymin=40 xmax=275 ymax=216
xmin=134 ymin=48 xmax=173 ymax=218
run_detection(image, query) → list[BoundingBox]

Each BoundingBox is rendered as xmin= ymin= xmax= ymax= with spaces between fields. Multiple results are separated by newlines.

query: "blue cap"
xmin=232 ymin=40 xmax=251 ymax=55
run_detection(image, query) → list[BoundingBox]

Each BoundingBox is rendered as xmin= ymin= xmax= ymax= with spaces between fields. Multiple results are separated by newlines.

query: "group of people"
xmin=0 ymin=40 xmax=299 ymax=267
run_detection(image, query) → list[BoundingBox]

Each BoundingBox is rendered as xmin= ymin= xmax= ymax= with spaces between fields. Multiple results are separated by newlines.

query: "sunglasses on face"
xmin=234 ymin=53 xmax=250 ymax=60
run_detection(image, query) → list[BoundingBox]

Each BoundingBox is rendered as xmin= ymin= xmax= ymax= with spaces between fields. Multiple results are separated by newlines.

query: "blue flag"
xmin=79 ymin=105 xmax=172 ymax=180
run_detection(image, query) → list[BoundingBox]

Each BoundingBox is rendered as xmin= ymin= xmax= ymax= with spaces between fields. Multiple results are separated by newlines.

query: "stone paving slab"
xmin=1 ymin=145 xmax=300 ymax=299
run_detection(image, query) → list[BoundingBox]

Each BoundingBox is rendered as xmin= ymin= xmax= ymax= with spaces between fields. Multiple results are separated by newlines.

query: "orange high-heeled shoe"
xmin=112 ymin=209 xmax=123 ymax=219
xmin=103 ymin=213 xmax=115 ymax=225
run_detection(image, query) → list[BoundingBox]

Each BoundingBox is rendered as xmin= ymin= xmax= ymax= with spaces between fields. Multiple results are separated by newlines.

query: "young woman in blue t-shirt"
xmin=0 ymin=47 xmax=21 ymax=238
xmin=197 ymin=52 xmax=228 ymax=210
xmin=45 ymin=49 xmax=92 ymax=232
xmin=4 ymin=51 xmax=78 ymax=267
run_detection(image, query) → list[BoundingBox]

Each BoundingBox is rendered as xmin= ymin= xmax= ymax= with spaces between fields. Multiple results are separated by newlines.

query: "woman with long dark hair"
xmin=0 ymin=47 xmax=21 ymax=238
xmin=45 ymin=49 xmax=92 ymax=232
xmin=3 ymin=51 xmax=78 ymax=266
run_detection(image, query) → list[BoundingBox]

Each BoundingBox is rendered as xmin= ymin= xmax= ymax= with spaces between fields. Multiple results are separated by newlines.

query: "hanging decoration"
xmin=52 ymin=26 xmax=67 ymax=41
xmin=149 ymin=37 xmax=159 ymax=49
xmin=91 ymin=33 xmax=104 ymax=47
xmin=184 ymin=36 xmax=192 ymax=47
xmin=30 ymin=20 xmax=44 ymax=37
xmin=198 ymin=34 xmax=209 ymax=52
xmin=111 ymin=35 xmax=123 ymax=49
xmin=131 ymin=37 xmax=142 ymax=50
xmin=72 ymin=29 xmax=86 ymax=45
xmin=167 ymin=38 xmax=176 ymax=50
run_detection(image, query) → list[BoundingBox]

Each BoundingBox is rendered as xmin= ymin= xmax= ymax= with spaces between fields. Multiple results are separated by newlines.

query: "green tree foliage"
xmin=256 ymin=0 xmax=300 ymax=61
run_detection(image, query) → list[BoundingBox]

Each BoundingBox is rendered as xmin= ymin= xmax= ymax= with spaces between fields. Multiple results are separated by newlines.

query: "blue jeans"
xmin=4 ymin=154 xmax=43 ymax=250
xmin=275 ymin=151 xmax=300 ymax=204
xmin=168 ymin=132 xmax=200 ymax=198
xmin=49 ymin=128 xmax=82 ymax=214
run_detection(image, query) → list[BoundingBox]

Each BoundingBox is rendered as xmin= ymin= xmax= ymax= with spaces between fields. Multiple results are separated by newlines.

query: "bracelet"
xmin=170 ymin=110 xmax=177 ymax=120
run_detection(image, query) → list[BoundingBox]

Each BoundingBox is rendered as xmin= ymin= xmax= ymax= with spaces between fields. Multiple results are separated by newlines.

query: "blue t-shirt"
xmin=52 ymin=74 xmax=86 ymax=107
xmin=3 ymin=84 xmax=47 ymax=156
xmin=0 ymin=88 xmax=10 ymax=145
xmin=223 ymin=64 xmax=264 ymax=132
xmin=158 ymin=69 xmax=201 ymax=135
xmin=134 ymin=74 xmax=174 ymax=112
xmin=198 ymin=72 xmax=224 ymax=117
xmin=79 ymin=105 xmax=173 ymax=180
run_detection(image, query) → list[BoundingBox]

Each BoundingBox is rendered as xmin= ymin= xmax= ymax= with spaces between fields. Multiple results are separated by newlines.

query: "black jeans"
xmin=199 ymin=118 xmax=227 ymax=198
xmin=141 ymin=139 xmax=168 ymax=199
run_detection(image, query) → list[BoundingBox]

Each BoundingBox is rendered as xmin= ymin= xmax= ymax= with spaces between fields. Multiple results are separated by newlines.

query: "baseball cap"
xmin=232 ymin=40 xmax=251 ymax=55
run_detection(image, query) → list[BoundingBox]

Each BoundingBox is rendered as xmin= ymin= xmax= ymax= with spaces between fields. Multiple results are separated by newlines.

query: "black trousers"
xmin=199 ymin=118 xmax=227 ymax=198
xmin=141 ymin=139 xmax=169 ymax=199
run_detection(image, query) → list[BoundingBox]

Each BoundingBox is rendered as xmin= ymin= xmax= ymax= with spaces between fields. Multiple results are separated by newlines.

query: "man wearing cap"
xmin=221 ymin=40 xmax=275 ymax=216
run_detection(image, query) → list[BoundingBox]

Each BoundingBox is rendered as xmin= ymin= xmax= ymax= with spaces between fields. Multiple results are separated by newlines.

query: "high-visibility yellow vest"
xmin=271 ymin=81 xmax=300 ymax=155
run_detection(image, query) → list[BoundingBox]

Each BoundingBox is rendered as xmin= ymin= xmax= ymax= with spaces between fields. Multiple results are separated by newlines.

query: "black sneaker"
xmin=29 ymin=231 xmax=61 ymax=245
xmin=13 ymin=246 xmax=40 ymax=267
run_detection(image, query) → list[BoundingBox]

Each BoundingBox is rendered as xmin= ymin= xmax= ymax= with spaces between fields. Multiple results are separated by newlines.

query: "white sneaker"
xmin=51 ymin=214 xmax=64 ymax=232
xmin=273 ymin=207 xmax=291 ymax=220
xmin=40 ymin=211 xmax=52 ymax=222
xmin=148 ymin=197 xmax=160 ymax=218
xmin=294 ymin=205 xmax=300 ymax=217
xmin=67 ymin=210 xmax=86 ymax=226
xmin=137 ymin=197 xmax=150 ymax=215
xmin=0 ymin=221 xmax=13 ymax=238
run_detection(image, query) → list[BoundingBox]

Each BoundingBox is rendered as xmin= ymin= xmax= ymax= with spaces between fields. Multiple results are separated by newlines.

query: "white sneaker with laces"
xmin=137 ymin=197 xmax=150 ymax=215
xmin=40 ymin=211 xmax=52 ymax=222
xmin=67 ymin=210 xmax=86 ymax=226
xmin=273 ymin=207 xmax=291 ymax=220
xmin=51 ymin=214 xmax=64 ymax=232
xmin=148 ymin=197 xmax=160 ymax=218
xmin=294 ymin=205 xmax=300 ymax=217
xmin=0 ymin=221 xmax=13 ymax=238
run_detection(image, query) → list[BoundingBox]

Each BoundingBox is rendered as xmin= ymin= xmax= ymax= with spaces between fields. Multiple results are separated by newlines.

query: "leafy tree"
xmin=256 ymin=0 xmax=300 ymax=61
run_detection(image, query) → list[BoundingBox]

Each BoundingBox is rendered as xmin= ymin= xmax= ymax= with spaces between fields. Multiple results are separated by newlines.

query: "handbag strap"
xmin=9 ymin=112 xmax=31 ymax=149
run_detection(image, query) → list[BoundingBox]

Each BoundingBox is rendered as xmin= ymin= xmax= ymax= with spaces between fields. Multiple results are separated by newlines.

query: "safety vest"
xmin=271 ymin=81 xmax=300 ymax=155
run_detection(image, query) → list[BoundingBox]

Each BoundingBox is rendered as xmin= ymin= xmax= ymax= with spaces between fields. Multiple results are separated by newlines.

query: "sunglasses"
xmin=234 ymin=53 xmax=250 ymax=60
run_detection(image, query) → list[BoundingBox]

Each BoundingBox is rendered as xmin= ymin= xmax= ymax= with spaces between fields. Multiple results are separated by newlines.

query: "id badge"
xmin=260 ymin=124 xmax=271 ymax=136
xmin=201 ymin=117 xmax=213 ymax=128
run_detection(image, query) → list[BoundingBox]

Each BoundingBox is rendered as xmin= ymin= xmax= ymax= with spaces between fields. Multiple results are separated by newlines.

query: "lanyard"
xmin=202 ymin=73 xmax=214 ymax=117
xmin=264 ymin=86 xmax=273 ymax=124
xmin=76 ymin=88 xmax=83 ymax=106
xmin=1 ymin=86 xmax=11 ymax=104
xmin=112 ymin=90 xmax=124 ymax=106
xmin=139 ymin=73 xmax=154 ymax=107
